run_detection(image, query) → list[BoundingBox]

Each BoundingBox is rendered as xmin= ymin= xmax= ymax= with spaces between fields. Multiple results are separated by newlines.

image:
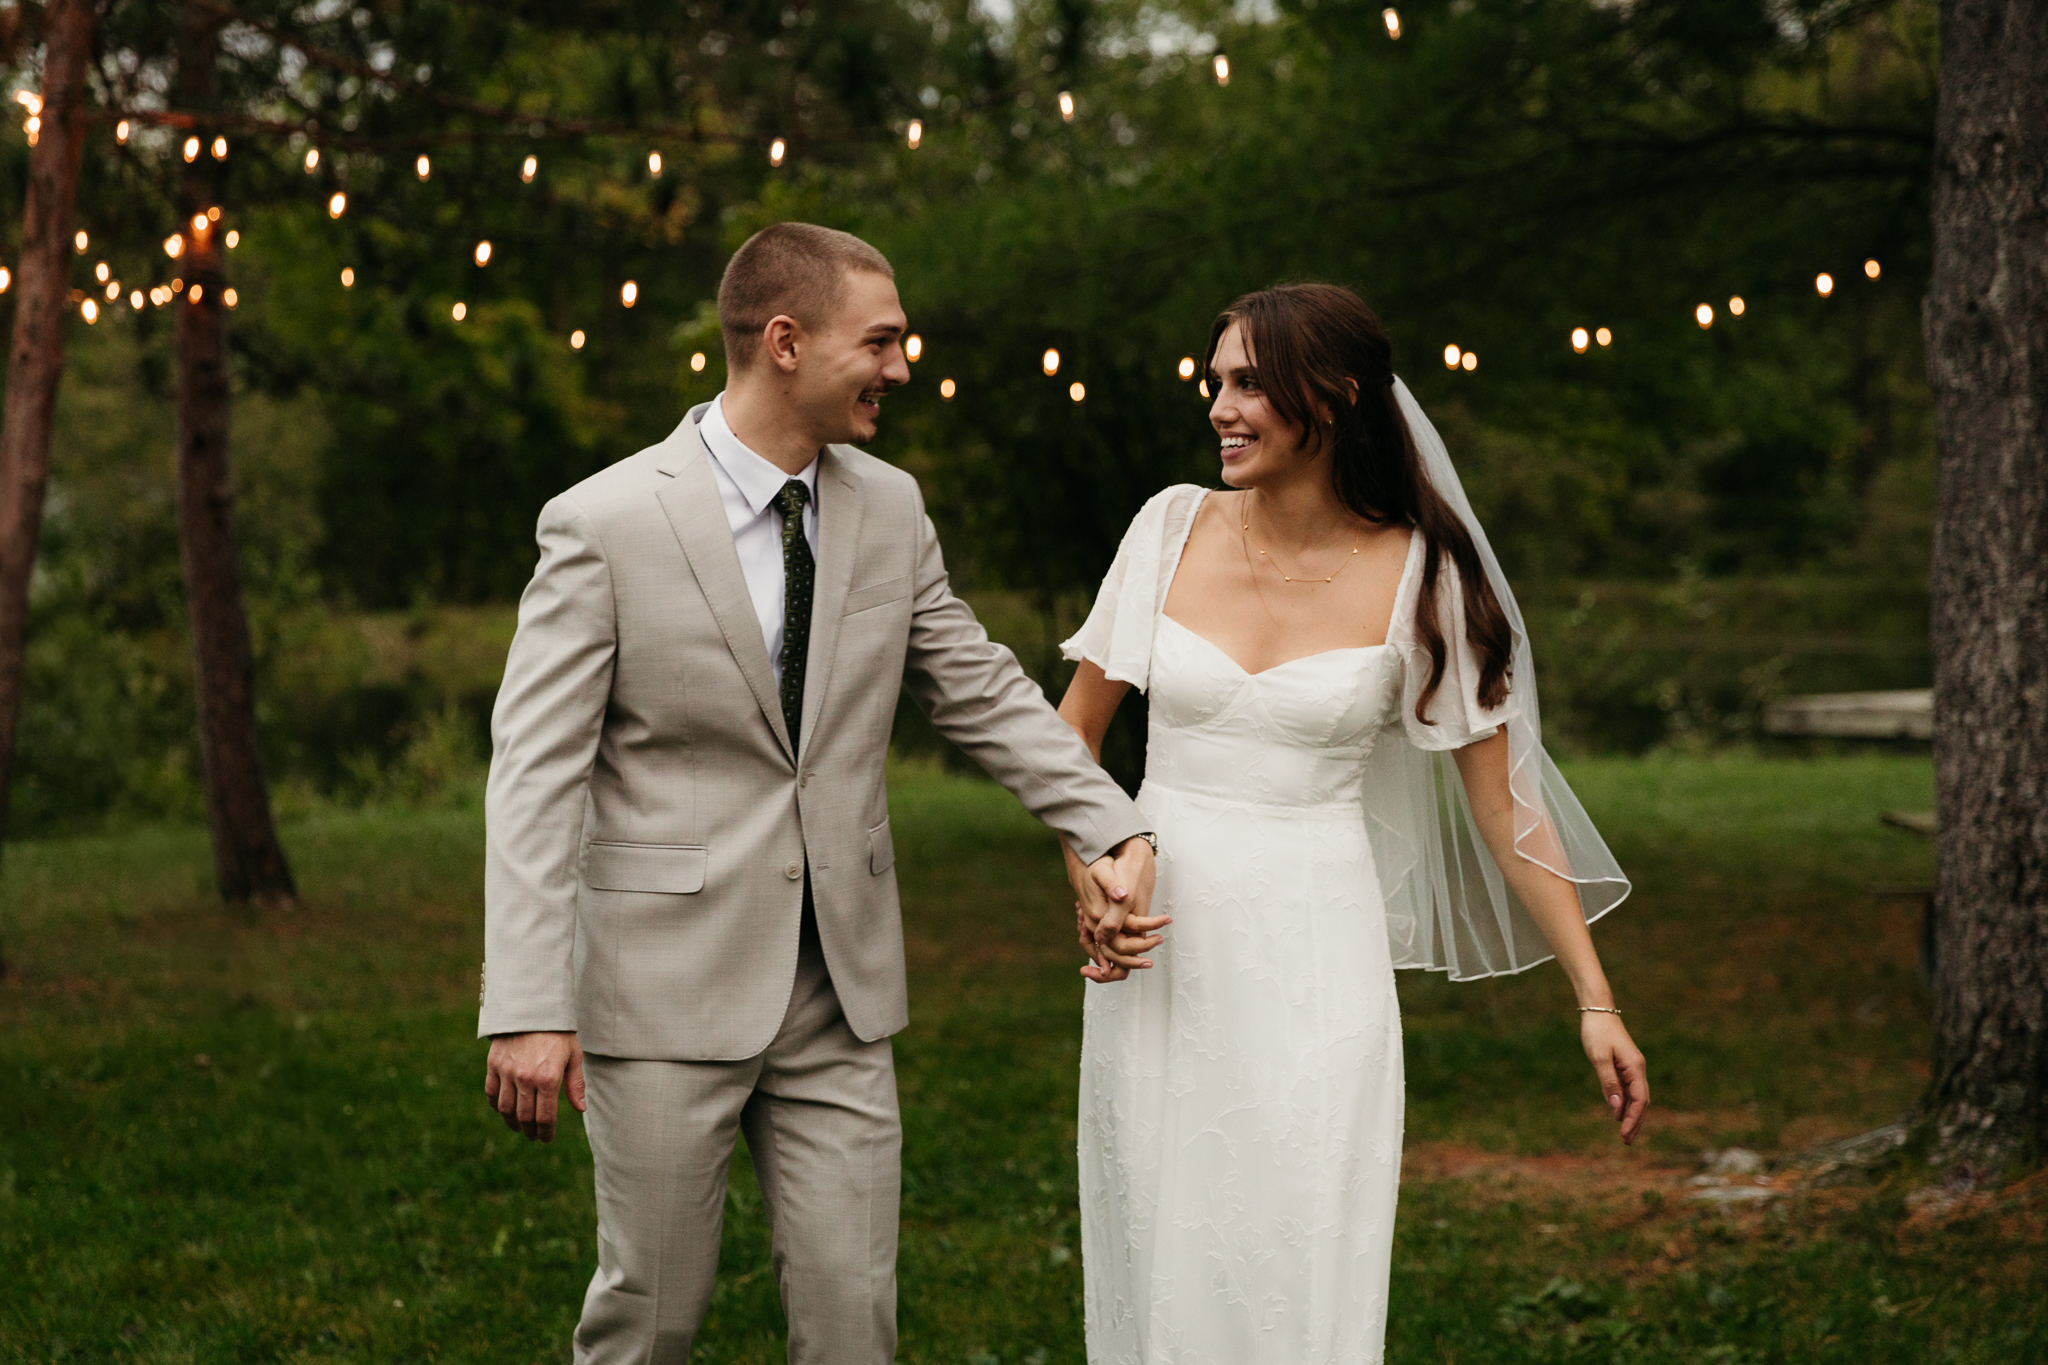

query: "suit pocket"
xmin=867 ymin=818 xmax=896 ymax=875
xmin=842 ymin=576 xmax=911 ymax=616
xmin=584 ymin=842 xmax=708 ymax=893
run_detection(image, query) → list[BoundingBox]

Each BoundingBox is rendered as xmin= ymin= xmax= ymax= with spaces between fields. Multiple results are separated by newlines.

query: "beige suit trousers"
xmin=572 ymin=907 xmax=900 ymax=1364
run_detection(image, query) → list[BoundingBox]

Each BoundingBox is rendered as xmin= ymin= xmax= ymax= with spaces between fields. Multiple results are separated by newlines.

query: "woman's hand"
xmin=1580 ymin=1012 xmax=1649 ymax=1144
xmin=1076 ymin=901 xmax=1172 ymax=982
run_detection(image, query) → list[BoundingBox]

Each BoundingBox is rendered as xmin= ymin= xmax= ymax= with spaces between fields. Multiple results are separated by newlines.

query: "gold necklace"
xmin=1242 ymin=495 xmax=1360 ymax=584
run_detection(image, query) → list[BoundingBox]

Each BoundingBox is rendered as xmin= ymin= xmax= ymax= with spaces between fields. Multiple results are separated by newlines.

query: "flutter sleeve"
xmin=1388 ymin=545 xmax=1520 ymax=752
xmin=1061 ymin=484 xmax=1205 ymax=694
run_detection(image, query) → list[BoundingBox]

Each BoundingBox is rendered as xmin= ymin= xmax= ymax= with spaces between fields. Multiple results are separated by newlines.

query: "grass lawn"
xmin=3 ymin=752 xmax=2043 ymax=1362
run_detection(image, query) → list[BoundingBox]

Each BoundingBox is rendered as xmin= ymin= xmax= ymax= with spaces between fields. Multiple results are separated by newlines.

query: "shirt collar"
xmin=700 ymin=392 xmax=820 ymax=516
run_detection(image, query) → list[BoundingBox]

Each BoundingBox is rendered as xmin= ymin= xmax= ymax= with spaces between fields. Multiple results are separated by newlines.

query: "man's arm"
xmin=479 ymin=494 xmax=617 ymax=1140
xmin=898 ymin=488 xmax=1156 ymax=912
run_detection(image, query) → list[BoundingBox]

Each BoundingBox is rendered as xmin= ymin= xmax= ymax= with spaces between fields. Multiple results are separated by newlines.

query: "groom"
xmin=478 ymin=222 xmax=1156 ymax=1363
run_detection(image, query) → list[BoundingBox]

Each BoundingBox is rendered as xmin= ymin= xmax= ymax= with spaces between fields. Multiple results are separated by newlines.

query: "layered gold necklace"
xmin=1241 ymin=494 xmax=1361 ymax=584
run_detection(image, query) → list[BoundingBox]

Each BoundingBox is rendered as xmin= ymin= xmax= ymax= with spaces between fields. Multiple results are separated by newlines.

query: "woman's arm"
xmin=1451 ymin=730 xmax=1650 ymax=1143
xmin=1057 ymin=661 xmax=1169 ymax=981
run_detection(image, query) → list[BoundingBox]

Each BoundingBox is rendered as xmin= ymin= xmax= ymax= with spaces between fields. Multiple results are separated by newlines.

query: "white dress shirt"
xmin=697 ymin=393 xmax=821 ymax=690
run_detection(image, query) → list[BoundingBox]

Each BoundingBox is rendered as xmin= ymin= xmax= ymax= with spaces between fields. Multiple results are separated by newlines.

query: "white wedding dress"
xmin=1064 ymin=484 xmax=1517 ymax=1365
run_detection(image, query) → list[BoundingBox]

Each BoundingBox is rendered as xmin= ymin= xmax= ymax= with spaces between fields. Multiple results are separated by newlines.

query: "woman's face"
xmin=1207 ymin=321 xmax=1312 ymax=489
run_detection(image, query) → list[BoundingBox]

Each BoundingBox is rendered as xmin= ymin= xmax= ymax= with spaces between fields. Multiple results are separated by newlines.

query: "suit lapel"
xmin=654 ymin=420 xmax=795 ymax=764
xmin=799 ymin=446 xmax=866 ymax=758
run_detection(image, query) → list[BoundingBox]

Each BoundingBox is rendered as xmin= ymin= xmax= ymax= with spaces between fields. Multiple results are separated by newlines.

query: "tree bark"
xmin=0 ymin=0 xmax=95 ymax=850
xmin=174 ymin=6 xmax=295 ymax=906
xmin=1923 ymin=0 xmax=2048 ymax=1176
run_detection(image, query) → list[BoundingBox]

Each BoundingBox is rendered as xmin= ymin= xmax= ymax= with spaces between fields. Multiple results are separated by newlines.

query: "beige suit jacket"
xmin=478 ymin=407 xmax=1146 ymax=1060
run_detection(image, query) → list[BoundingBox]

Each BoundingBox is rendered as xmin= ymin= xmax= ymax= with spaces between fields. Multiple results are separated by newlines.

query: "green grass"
xmin=3 ymin=754 xmax=2042 ymax=1362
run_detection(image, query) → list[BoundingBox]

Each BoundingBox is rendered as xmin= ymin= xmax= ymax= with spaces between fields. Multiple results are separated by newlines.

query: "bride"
xmin=1054 ymin=283 xmax=1648 ymax=1363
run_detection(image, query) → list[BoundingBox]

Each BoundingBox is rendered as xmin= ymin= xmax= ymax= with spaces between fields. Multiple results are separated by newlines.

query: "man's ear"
xmin=763 ymin=314 xmax=803 ymax=373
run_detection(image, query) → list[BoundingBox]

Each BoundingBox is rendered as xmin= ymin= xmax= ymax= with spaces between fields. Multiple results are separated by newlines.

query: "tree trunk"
xmin=0 ymin=0 xmax=95 ymax=852
xmin=1923 ymin=0 xmax=2048 ymax=1177
xmin=174 ymin=7 xmax=295 ymax=906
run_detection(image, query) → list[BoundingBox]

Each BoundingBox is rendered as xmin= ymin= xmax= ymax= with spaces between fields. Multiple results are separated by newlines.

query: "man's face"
xmin=790 ymin=270 xmax=911 ymax=447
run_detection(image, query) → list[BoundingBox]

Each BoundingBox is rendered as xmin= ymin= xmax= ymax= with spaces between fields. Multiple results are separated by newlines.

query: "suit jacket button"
xmin=784 ymin=861 xmax=803 ymax=880
xmin=799 ymin=772 xmax=809 ymax=788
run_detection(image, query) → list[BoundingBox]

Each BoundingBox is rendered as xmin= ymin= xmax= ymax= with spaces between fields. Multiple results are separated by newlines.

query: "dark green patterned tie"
xmin=775 ymin=479 xmax=814 ymax=754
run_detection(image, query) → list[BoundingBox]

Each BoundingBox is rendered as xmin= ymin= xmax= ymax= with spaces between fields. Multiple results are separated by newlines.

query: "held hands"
xmin=1580 ymin=1011 xmax=1650 ymax=1144
xmin=484 ymin=1030 xmax=587 ymax=1143
xmin=1064 ymin=836 xmax=1169 ymax=983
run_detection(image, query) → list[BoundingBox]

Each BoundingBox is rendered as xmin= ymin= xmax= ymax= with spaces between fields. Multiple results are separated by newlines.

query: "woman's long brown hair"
xmin=1202 ymin=283 xmax=1514 ymax=722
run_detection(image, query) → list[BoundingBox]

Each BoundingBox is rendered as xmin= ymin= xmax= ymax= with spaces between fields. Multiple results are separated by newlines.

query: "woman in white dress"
xmin=1053 ymin=284 xmax=1648 ymax=1364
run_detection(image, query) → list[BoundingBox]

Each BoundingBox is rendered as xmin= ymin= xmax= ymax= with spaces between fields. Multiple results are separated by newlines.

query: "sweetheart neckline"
xmin=1158 ymin=613 xmax=1393 ymax=679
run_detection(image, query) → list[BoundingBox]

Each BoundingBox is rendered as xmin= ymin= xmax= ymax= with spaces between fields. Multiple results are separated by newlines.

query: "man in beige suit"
xmin=478 ymin=223 xmax=1160 ymax=1363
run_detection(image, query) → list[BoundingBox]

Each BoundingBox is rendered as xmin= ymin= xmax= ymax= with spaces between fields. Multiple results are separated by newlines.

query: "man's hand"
xmin=484 ymin=1031 xmax=586 ymax=1143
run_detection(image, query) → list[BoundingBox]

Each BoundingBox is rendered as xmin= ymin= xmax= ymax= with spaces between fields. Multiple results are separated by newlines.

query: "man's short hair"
xmin=717 ymin=223 xmax=894 ymax=370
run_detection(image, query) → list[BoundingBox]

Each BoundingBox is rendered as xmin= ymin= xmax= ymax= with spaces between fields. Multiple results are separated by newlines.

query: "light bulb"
xmin=769 ymin=138 xmax=786 ymax=166
xmin=1042 ymin=347 xmax=1060 ymax=376
xmin=95 ymin=261 xmax=109 ymax=283
xmin=1383 ymin=8 xmax=1402 ymax=38
xmin=417 ymin=155 xmax=431 ymax=180
xmin=1443 ymin=344 xmax=1461 ymax=369
xmin=648 ymin=151 xmax=662 ymax=176
xmin=226 ymin=230 xmax=239 ymax=248
xmin=1178 ymin=356 xmax=1196 ymax=380
xmin=452 ymin=301 xmax=467 ymax=322
xmin=905 ymin=334 xmax=923 ymax=362
xmin=621 ymin=280 xmax=639 ymax=307
xmin=74 ymin=230 xmax=87 ymax=253
xmin=1815 ymin=272 xmax=1834 ymax=296
xmin=0 ymin=267 xmax=11 ymax=292
xmin=81 ymin=299 xmax=98 ymax=323
xmin=183 ymin=136 xmax=199 ymax=162
xmin=128 ymin=290 xmax=142 ymax=309
xmin=1728 ymin=296 xmax=1746 ymax=316
xmin=940 ymin=377 xmax=956 ymax=400
xmin=116 ymin=120 xmax=130 ymax=144
xmin=1059 ymin=91 xmax=1075 ymax=122
xmin=1460 ymin=351 xmax=1477 ymax=371
xmin=1864 ymin=259 xmax=1880 ymax=279
xmin=211 ymin=136 xmax=227 ymax=159
xmin=1571 ymin=327 xmax=1589 ymax=353
xmin=570 ymin=329 xmax=587 ymax=350
xmin=164 ymin=235 xmax=184 ymax=258
xmin=341 ymin=267 xmax=355 ymax=287
xmin=690 ymin=352 xmax=706 ymax=372
xmin=305 ymin=148 xmax=320 ymax=172
xmin=1070 ymin=381 xmax=1086 ymax=402
xmin=907 ymin=120 xmax=922 ymax=150
xmin=1695 ymin=303 xmax=1714 ymax=328
xmin=328 ymin=192 xmax=347 ymax=218
xmin=474 ymin=241 xmax=492 ymax=266
xmin=1213 ymin=54 xmax=1230 ymax=86
xmin=521 ymin=155 xmax=537 ymax=183
xmin=223 ymin=288 xmax=237 ymax=309
xmin=1595 ymin=327 xmax=1612 ymax=347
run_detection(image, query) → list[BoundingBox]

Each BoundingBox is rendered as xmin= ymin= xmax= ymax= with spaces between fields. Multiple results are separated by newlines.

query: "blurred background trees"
xmin=0 ymin=0 xmax=1940 ymax=836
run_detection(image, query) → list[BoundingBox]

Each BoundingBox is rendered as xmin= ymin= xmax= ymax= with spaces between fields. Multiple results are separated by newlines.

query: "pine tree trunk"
xmin=0 ymin=0 xmax=95 ymax=851
xmin=174 ymin=8 xmax=295 ymax=906
xmin=1922 ymin=0 xmax=2048 ymax=1176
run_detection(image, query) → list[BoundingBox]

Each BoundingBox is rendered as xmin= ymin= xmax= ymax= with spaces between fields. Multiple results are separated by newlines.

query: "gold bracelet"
xmin=1578 ymin=1006 xmax=1622 ymax=1015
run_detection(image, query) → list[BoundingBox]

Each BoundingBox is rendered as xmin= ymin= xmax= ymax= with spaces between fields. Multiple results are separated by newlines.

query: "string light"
xmin=340 ymin=267 xmax=355 ymax=287
xmin=305 ymin=148 xmax=320 ymax=172
xmin=1199 ymin=378 xmax=1210 ymax=398
xmin=690 ymin=351 xmax=706 ymax=372
xmin=1178 ymin=356 xmax=1196 ymax=380
xmin=190 ymin=284 xmax=203 ymax=304
xmin=620 ymin=280 xmax=639 ymax=307
xmin=648 ymin=151 xmax=662 ymax=176
xmin=95 ymin=261 xmax=110 ymax=283
xmin=24 ymin=116 xmax=39 ymax=146
xmin=81 ymin=299 xmax=98 ymax=323
xmin=116 ymin=120 xmax=130 ymax=143
xmin=192 ymin=212 xmax=209 ymax=234
xmin=104 ymin=282 xmax=118 ymax=300
xmin=474 ymin=240 xmax=492 ymax=266
xmin=1059 ymin=91 xmax=1076 ymax=122
xmin=940 ymin=377 xmax=956 ymax=400
xmin=1815 ymin=272 xmax=1834 ymax=296
xmin=907 ymin=120 xmax=922 ymax=150
xmin=521 ymin=155 xmax=537 ymax=183
xmin=172 ymin=278 xmax=183 ymax=292
xmin=570 ymin=329 xmax=586 ymax=350
xmin=0 ymin=267 xmax=10 ymax=292
xmin=1443 ymin=344 xmax=1461 ymax=368
xmin=1383 ymin=8 xmax=1402 ymax=38
xmin=1213 ymin=54 xmax=1230 ymax=86
xmin=164 ymin=234 xmax=184 ymax=258
xmin=183 ymin=136 xmax=199 ymax=162
xmin=211 ymin=136 xmax=227 ymax=160
xmin=128 ymin=289 xmax=142 ymax=309
xmin=1571 ymin=327 xmax=1589 ymax=353
xmin=414 ymin=155 xmax=431 ymax=180
xmin=1695 ymin=303 xmax=1714 ymax=328
xmin=452 ymin=301 xmax=466 ymax=321
xmin=1596 ymin=327 xmax=1612 ymax=347
xmin=15 ymin=92 xmax=39 ymax=114
xmin=1070 ymin=381 xmax=1086 ymax=402
xmin=905 ymin=334 xmax=923 ymax=362
xmin=328 ymin=192 xmax=347 ymax=218
xmin=1042 ymin=348 xmax=1060 ymax=376
xmin=769 ymin=138 xmax=787 ymax=166
xmin=1864 ymin=259 xmax=1881 ymax=279
xmin=225 ymin=230 xmax=239 ymax=248
xmin=74 ymin=230 xmax=88 ymax=253
xmin=1461 ymin=351 xmax=1477 ymax=371
xmin=1728 ymin=296 xmax=1746 ymax=316
xmin=223 ymin=288 xmax=237 ymax=309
